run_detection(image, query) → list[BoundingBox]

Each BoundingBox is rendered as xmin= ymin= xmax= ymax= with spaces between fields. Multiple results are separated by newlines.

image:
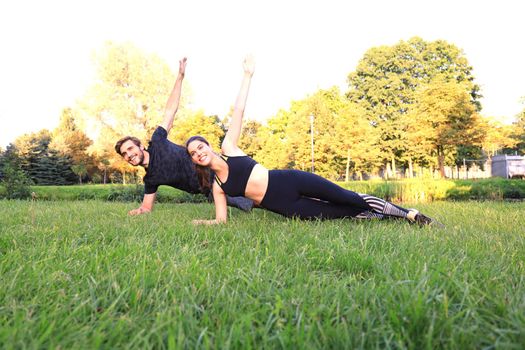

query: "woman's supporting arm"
xmin=192 ymin=182 xmax=228 ymax=225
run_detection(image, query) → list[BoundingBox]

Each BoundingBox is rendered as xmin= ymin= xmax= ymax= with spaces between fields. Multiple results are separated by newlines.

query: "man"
xmin=115 ymin=57 xmax=253 ymax=215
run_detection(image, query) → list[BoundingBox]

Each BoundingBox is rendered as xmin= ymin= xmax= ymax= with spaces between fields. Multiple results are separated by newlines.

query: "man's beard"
xmin=129 ymin=150 xmax=145 ymax=166
xmin=137 ymin=150 xmax=145 ymax=166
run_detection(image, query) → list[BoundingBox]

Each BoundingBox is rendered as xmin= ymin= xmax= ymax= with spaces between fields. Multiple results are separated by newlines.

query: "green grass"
xmin=1 ymin=200 xmax=524 ymax=349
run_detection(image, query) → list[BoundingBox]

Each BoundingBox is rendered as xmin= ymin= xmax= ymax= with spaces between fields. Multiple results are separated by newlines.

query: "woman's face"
xmin=187 ymin=140 xmax=213 ymax=166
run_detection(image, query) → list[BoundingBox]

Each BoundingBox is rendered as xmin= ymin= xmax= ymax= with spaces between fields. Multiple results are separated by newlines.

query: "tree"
xmin=333 ymin=102 xmax=381 ymax=180
xmin=253 ymin=109 xmax=292 ymax=170
xmin=253 ymin=87 xmax=383 ymax=179
xmin=0 ymin=144 xmax=33 ymax=199
xmin=0 ymin=146 xmax=5 ymax=180
xmin=31 ymin=148 xmax=75 ymax=185
xmin=94 ymin=154 xmax=111 ymax=184
xmin=13 ymin=130 xmax=76 ymax=185
xmin=77 ymin=41 xmax=187 ymax=182
xmin=51 ymin=108 xmax=96 ymax=182
xmin=406 ymin=78 xmax=485 ymax=177
xmin=14 ymin=130 xmax=52 ymax=178
xmin=71 ymin=164 xmax=88 ymax=184
xmin=256 ymin=87 xmax=350 ymax=179
xmin=170 ymin=110 xmax=225 ymax=149
xmin=513 ymin=101 xmax=525 ymax=154
xmin=479 ymin=117 xmax=517 ymax=157
xmin=238 ymin=120 xmax=263 ymax=158
xmin=347 ymin=37 xmax=481 ymax=174
xmin=221 ymin=105 xmax=263 ymax=158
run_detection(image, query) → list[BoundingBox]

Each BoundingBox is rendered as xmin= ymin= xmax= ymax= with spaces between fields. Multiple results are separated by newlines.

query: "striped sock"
xmin=355 ymin=210 xmax=385 ymax=220
xmin=358 ymin=194 xmax=409 ymax=219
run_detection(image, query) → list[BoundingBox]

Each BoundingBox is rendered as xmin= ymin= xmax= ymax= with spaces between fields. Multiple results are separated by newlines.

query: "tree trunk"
xmin=345 ymin=149 xmax=351 ymax=182
xmin=437 ymin=146 xmax=445 ymax=178
xmin=391 ymin=156 xmax=397 ymax=179
xmin=122 ymin=171 xmax=126 ymax=185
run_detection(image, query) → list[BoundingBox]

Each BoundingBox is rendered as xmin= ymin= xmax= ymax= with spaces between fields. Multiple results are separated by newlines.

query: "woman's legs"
xmin=260 ymin=170 xmax=367 ymax=219
xmin=291 ymin=170 xmax=422 ymax=220
xmin=357 ymin=194 xmax=409 ymax=218
xmin=261 ymin=170 xmax=428 ymax=222
xmin=355 ymin=194 xmax=440 ymax=226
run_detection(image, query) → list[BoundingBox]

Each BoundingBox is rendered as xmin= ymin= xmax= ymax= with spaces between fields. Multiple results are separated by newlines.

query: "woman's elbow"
xmin=221 ymin=140 xmax=232 ymax=154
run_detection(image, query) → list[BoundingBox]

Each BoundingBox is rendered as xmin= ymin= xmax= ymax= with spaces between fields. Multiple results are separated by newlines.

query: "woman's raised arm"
xmin=221 ymin=55 xmax=255 ymax=155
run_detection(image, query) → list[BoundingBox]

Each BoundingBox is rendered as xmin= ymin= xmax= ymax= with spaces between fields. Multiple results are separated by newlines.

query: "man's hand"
xmin=128 ymin=207 xmax=151 ymax=216
xmin=129 ymin=193 xmax=156 ymax=216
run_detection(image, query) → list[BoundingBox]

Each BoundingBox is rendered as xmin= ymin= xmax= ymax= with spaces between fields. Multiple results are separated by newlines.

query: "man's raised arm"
xmin=160 ymin=57 xmax=187 ymax=133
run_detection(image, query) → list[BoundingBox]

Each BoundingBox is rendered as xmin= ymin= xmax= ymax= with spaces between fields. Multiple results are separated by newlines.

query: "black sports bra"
xmin=215 ymin=155 xmax=258 ymax=197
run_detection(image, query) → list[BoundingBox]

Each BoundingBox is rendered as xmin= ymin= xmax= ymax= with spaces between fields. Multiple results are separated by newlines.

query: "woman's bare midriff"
xmin=244 ymin=164 xmax=269 ymax=205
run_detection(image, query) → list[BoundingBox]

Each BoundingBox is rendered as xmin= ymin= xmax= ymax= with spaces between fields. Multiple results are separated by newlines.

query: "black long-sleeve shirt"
xmin=143 ymin=126 xmax=201 ymax=195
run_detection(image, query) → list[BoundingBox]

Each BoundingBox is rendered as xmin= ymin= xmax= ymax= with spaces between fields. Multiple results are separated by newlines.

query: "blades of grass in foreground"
xmin=0 ymin=200 xmax=524 ymax=348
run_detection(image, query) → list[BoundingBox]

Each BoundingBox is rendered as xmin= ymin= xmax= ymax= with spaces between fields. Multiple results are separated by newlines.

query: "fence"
xmin=380 ymin=158 xmax=511 ymax=180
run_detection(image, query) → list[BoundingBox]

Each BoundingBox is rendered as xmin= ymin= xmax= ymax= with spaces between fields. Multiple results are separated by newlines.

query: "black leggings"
xmin=260 ymin=170 xmax=372 ymax=219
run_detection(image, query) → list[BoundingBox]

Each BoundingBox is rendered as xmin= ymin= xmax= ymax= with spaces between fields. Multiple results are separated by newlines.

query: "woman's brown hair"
xmin=186 ymin=135 xmax=212 ymax=192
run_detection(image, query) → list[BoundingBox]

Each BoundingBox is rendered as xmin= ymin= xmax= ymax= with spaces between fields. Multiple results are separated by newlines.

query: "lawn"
xmin=0 ymin=200 xmax=524 ymax=349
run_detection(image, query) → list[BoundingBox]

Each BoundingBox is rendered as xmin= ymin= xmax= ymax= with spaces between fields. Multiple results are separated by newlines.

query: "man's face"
xmin=119 ymin=140 xmax=145 ymax=166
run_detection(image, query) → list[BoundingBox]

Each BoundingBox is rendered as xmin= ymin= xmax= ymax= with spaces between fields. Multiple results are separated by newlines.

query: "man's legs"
xmin=207 ymin=192 xmax=253 ymax=212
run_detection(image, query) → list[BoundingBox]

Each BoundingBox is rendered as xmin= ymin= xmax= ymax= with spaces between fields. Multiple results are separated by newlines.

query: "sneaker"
xmin=407 ymin=209 xmax=444 ymax=228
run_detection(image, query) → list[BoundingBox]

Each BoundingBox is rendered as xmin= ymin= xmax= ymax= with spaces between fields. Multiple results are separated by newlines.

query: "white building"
xmin=491 ymin=155 xmax=525 ymax=179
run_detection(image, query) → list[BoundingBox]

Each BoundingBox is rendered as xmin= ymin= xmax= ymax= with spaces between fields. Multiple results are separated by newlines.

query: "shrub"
xmin=1 ymin=162 xmax=33 ymax=199
xmin=107 ymin=185 xmax=145 ymax=202
xmin=341 ymin=178 xmax=525 ymax=202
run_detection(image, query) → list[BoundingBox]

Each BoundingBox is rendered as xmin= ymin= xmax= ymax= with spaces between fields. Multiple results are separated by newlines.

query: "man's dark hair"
xmin=115 ymin=136 xmax=142 ymax=155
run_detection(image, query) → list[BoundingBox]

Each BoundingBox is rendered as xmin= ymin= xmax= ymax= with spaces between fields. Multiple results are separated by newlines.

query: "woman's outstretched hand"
xmin=179 ymin=57 xmax=187 ymax=77
xmin=192 ymin=219 xmax=224 ymax=225
xmin=243 ymin=55 xmax=255 ymax=76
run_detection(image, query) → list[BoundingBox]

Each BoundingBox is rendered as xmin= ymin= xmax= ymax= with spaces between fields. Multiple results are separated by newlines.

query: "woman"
xmin=186 ymin=56 xmax=441 ymax=227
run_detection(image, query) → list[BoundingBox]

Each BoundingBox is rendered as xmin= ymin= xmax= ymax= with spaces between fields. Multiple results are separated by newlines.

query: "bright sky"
xmin=1 ymin=0 xmax=524 ymax=148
